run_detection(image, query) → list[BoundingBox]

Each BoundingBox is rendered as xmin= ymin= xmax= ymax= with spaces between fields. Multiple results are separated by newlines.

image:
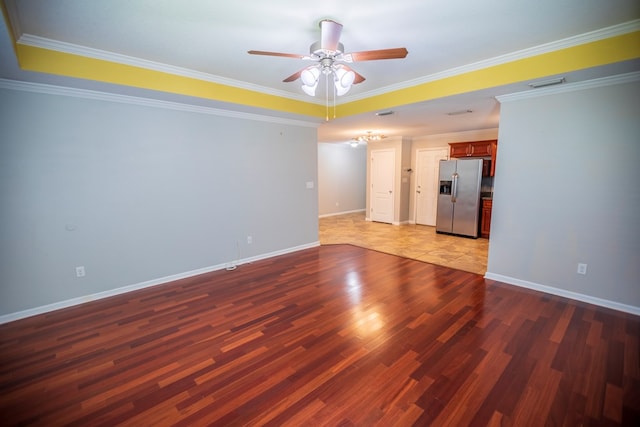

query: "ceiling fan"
xmin=248 ymin=19 xmax=408 ymax=97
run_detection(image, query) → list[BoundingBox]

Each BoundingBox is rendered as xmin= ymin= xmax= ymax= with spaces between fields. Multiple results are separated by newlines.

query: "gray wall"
xmin=0 ymin=87 xmax=319 ymax=317
xmin=317 ymin=142 xmax=366 ymax=216
xmin=487 ymin=77 xmax=640 ymax=310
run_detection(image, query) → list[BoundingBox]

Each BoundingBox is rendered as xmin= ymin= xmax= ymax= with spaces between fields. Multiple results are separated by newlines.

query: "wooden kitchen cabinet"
xmin=470 ymin=141 xmax=493 ymax=156
xmin=480 ymin=198 xmax=492 ymax=238
xmin=449 ymin=143 xmax=471 ymax=158
xmin=449 ymin=140 xmax=496 ymax=157
xmin=449 ymin=140 xmax=498 ymax=176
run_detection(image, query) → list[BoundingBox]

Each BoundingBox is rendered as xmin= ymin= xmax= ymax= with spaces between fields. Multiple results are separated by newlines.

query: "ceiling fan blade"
xmin=320 ymin=20 xmax=343 ymax=52
xmin=341 ymin=65 xmax=366 ymax=84
xmin=283 ymin=69 xmax=304 ymax=82
xmin=248 ymin=50 xmax=307 ymax=59
xmin=346 ymin=47 xmax=409 ymax=62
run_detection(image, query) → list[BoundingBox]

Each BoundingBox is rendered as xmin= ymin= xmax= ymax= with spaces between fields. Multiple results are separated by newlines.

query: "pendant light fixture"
xmin=353 ymin=131 xmax=387 ymax=143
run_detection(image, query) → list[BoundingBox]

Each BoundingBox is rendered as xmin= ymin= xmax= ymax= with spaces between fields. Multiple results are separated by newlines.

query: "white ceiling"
xmin=2 ymin=0 xmax=639 ymax=142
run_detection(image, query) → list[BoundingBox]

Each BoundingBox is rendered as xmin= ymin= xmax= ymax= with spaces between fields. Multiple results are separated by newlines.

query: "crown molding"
xmin=8 ymin=10 xmax=639 ymax=107
xmin=343 ymin=19 xmax=640 ymax=102
xmin=0 ymin=78 xmax=321 ymax=128
xmin=495 ymin=71 xmax=640 ymax=103
xmin=15 ymin=33 xmax=325 ymax=106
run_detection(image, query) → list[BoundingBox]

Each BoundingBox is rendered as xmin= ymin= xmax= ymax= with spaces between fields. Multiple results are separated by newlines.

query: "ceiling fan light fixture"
xmin=335 ymin=85 xmax=349 ymax=96
xmin=301 ymin=81 xmax=318 ymax=96
xmin=301 ymin=66 xmax=320 ymax=86
xmin=335 ymin=66 xmax=355 ymax=88
xmin=333 ymin=66 xmax=355 ymax=96
xmin=249 ymin=19 xmax=407 ymax=105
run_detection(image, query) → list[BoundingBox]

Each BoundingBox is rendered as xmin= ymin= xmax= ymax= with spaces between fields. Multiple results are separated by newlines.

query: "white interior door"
xmin=415 ymin=148 xmax=448 ymax=226
xmin=370 ymin=149 xmax=395 ymax=224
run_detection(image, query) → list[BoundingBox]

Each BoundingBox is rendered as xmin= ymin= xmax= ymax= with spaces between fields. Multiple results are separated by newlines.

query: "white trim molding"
xmin=318 ymin=209 xmax=366 ymax=218
xmin=0 ymin=242 xmax=320 ymax=325
xmin=7 ymin=3 xmax=638 ymax=107
xmin=484 ymin=272 xmax=640 ymax=316
xmin=13 ymin=34 xmax=320 ymax=105
xmin=496 ymin=71 xmax=640 ymax=103
xmin=345 ymin=20 xmax=640 ymax=102
xmin=0 ymin=78 xmax=320 ymax=128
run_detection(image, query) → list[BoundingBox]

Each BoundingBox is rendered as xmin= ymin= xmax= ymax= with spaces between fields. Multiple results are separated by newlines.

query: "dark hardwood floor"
xmin=1 ymin=244 xmax=638 ymax=426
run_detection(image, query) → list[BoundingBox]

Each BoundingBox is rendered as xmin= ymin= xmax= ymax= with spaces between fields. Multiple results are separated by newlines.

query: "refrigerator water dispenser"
xmin=439 ymin=181 xmax=452 ymax=195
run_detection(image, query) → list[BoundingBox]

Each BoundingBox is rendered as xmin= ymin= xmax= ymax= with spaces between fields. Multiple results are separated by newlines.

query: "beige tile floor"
xmin=319 ymin=211 xmax=489 ymax=275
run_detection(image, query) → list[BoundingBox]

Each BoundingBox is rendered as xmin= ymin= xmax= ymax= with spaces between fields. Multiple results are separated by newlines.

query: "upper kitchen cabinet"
xmin=449 ymin=143 xmax=473 ymax=158
xmin=449 ymin=140 xmax=498 ymax=176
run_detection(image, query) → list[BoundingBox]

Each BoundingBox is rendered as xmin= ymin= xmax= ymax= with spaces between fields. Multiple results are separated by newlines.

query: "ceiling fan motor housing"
xmin=310 ymin=41 xmax=344 ymax=57
xmin=320 ymin=58 xmax=335 ymax=74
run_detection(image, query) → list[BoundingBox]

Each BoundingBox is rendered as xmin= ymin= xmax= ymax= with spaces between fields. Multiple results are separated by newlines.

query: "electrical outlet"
xmin=247 ymin=236 xmax=253 ymax=244
xmin=577 ymin=263 xmax=587 ymax=275
xmin=75 ymin=266 xmax=86 ymax=277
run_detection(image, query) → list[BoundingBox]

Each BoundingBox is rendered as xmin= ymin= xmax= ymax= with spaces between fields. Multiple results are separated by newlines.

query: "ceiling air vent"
xmin=528 ymin=77 xmax=565 ymax=88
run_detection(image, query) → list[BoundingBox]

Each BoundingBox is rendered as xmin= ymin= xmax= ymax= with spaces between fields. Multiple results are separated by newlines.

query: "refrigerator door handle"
xmin=451 ymin=173 xmax=458 ymax=202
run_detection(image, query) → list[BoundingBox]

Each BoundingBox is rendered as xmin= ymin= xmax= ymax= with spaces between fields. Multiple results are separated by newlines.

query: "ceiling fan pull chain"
xmin=332 ymin=73 xmax=338 ymax=119
xmin=333 ymin=80 xmax=337 ymax=119
xmin=325 ymin=73 xmax=329 ymax=121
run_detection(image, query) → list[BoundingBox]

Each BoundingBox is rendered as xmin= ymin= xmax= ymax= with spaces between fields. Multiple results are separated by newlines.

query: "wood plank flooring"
xmin=0 ymin=245 xmax=638 ymax=426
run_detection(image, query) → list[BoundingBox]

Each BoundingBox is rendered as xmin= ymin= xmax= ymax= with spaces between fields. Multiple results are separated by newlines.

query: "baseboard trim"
xmin=484 ymin=272 xmax=640 ymax=316
xmin=318 ymin=209 xmax=365 ymax=218
xmin=0 ymin=241 xmax=320 ymax=325
xmin=364 ymin=217 xmax=408 ymax=226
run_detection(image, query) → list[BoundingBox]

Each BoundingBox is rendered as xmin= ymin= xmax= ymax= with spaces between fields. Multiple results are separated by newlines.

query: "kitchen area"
xmin=319 ymin=135 xmax=496 ymax=274
xmin=436 ymin=139 xmax=496 ymax=239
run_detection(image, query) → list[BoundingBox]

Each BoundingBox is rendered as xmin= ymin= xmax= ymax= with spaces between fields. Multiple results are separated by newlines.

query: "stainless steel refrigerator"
xmin=436 ymin=159 xmax=483 ymax=238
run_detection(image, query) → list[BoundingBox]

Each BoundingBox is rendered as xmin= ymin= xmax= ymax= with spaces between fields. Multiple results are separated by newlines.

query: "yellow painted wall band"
xmin=337 ymin=31 xmax=640 ymax=117
xmin=11 ymin=28 xmax=640 ymax=120
xmin=15 ymin=43 xmax=326 ymax=118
